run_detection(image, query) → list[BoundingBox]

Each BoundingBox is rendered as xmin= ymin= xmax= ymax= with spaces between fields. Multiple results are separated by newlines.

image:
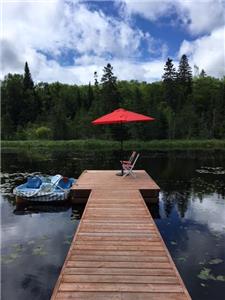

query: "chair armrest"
xmin=122 ymin=162 xmax=132 ymax=166
xmin=120 ymin=160 xmax=130 ymax=164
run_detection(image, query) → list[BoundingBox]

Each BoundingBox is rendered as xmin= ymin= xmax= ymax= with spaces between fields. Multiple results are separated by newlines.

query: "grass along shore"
xmin=2 ymin=139 xmax=225 ymax=151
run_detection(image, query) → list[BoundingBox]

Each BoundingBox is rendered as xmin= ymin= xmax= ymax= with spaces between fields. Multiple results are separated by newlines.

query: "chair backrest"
xmin=129 ymin=151 xmax=137 ymax=163
xmin=122 ymin=153 xmax=140 ymax=178
xmin=131 ymin=153 xmax=139 ymax=169
xmin=122 ymin=153 xmax=140 ymax=169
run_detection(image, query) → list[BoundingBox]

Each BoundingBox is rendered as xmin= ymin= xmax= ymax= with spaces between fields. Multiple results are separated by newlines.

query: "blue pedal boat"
xmin=13 ymin=174 xmax=76 ymax=202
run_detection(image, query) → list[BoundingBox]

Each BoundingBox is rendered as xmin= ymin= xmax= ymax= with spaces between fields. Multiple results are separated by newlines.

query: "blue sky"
xmin=2 ymin=0 xmax=225 ymax=84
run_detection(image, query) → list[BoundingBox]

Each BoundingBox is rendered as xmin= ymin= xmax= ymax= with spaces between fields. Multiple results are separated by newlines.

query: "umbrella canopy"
xmin=92 ymin=108 xmax=155 ymax=125
xmin=92 ymin=108 xmax=155 ymax=175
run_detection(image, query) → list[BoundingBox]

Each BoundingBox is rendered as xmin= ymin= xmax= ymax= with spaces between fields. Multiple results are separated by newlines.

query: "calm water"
xmin=1 ymin=148 xmax=225 ymax=300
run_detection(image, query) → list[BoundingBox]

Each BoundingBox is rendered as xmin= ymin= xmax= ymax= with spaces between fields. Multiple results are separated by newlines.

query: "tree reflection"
xmin=161 ymin=176 xmax=225 ymax=218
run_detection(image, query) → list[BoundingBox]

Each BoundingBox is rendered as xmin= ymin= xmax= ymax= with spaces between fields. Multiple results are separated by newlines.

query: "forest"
xmin=1 ymin=55 xmax=225 ymax=141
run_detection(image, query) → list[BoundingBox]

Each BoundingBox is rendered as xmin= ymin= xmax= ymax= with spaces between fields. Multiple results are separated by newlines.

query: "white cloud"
xmin=120 ymin=0 xmax=225 ymax=35
xmin=2 ymin=0 xmax=166 ymax=83
xmin=34 ymin=58 xmax=165 ymax=84
xmin=119 ymin=0 xmax=225 ymax=78
xmin=2 ymin=0 xmax=223 ymax=84
xmin=185 ymin=194 xmax=225 ymax=234
xmin=119 ymin=0 xmax=173 ymax=21
xmin=176 ymin=0 xmax=225 ymax=35
xmin=179 ymin=26 xmax=225 ymax=78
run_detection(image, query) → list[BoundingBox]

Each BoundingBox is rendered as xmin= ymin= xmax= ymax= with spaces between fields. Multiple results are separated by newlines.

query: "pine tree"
xmin=101 ymin=63 xmax=117 ymax=87
xmin=94 ymin=71 xmax=99 ymax=87
xmin=177 ymin=54 xmax=192 ymax=95
xmin=23 ymin=61 xmax=34 ymax=90
xmin=100 ymin=63 xmax=120 ymax=112
xmin=162 ymin=58 xmax=176 ymax=83
xmin=86 ymin=82 xmax=94 ymax=110
xmin=199 ymin=69 xmax=207 ymax=78
xmin=162 ymin=58 xmax=177 ymax=109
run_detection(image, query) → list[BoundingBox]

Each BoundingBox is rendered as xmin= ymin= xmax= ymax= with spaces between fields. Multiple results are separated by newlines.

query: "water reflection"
xmin=1 ymin=193 xmax=85 ymax=300
xmin=13 ymin=203 xmax=71 ymax=215
xmin=1 ymin=148 xmax=225 ymax=300
xmin=13 ymin=202 xmax=86 ymax=221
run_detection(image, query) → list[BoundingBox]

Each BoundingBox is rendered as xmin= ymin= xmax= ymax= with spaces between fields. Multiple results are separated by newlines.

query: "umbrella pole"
xmin=120 ymin=122 xmax=123 ymax=176
xmin=121 ymin=138 xmax=123 ymax=176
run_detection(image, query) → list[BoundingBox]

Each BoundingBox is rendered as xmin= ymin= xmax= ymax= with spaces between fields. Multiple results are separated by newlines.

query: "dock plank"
xmin=51 ymin=170 xmax=191 ymax=300
xmin=55 ymin=292 xmax=188 ymax=300
xmin=62 ymin=274 xmax=179 ymax=284
xmin=59 ymin=282 xmax=184 ymax=293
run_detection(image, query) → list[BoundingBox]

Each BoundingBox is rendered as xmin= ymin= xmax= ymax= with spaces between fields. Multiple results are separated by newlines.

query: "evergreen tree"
xmin=21 ymin=62 xmax=38 ymax=125
xmin=90 ymin=72 xmax=105 ymax=137
xmin=162 ymin=58 xmax=177 ymax=109
xmin=94 ymin=71 xmax=99 ymax=87
xmin=177 ymin=54 xmax=192 ymax=95
xmin=86 ymin=82 xmax=94 ymax=110
xmin=101 ymin=63 xmax=117 ymax=85
xmin=76 ymin=88 xmax=82 ymax=108
xmin=23 ymin=62 xmax=34 ymax=90
xmin=162 ymin=58 xmax=176 ymax=83
xmin=101 ymin=63 xmax=120 ymax=112
xmin=1 ymin=59 xmax=225 ymax=141
xmin=199 ymin=69 xmax=207 ymax=78
xmin=1 ymin=74 xmax=24 ymax=132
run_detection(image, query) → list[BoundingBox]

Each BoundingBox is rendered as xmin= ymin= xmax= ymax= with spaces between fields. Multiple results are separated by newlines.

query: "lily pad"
xmin=9 ymin=253 xmax=20 ymax=259
xmin=216 ymin=275 xmax=225 ymax=282
xmin=209 ymin=258 xmax=223 ymax=265
xmin=170 ymin=241 xmax=177 ymax=245
xmin=12 ymin=244 xmax=24 ymax=252
xmin=2 ymin=252 xmax=20 ymax=264
xmin=40 ymin=234 xmax=50 ymax=240
xmin=32 ymin=246 xmax=47 ymax=256
xmin=198 ymin=268 xmax=212 ymax=280
xmin=2 ymin=255 xmax=14 ymax=264
xmin=198 ymin=268 xmax=225 ymax=282
xmin=27 ymin=240 xmax=35 ymax=245
xmin=178 ymin=256 xmax=187 ymax=262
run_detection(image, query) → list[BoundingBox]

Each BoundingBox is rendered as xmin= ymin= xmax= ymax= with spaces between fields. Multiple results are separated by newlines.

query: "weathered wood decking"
xmin=51 ymin=170 xmax=191 ymax=300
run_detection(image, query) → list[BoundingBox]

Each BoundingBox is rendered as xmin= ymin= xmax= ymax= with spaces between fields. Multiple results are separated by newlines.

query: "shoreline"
xmin=2 ymin=139 xmax=225 ymax=151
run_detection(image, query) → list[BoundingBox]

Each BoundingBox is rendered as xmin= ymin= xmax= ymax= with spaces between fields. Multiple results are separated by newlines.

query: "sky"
xmin=1 ymin=0 xmax=225 ymax=84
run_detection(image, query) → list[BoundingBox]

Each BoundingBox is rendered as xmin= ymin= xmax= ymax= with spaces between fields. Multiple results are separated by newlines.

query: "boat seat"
xmin=56 ymin=177 xmax=74 ymax=190
xmin=26 ymin=177 xmax=42 ymax=189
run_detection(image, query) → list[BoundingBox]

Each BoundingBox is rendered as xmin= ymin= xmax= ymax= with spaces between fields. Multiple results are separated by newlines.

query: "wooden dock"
xmin=51 ymin=170 xmax=191 ymax=300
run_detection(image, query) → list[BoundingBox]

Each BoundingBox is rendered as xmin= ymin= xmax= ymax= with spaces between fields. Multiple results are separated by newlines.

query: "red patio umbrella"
xmin=92 ymin=108 xmax=155 ymax=175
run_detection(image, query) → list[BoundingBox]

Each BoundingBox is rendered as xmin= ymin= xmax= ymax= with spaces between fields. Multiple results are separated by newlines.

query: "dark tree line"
xmin=1 ymin=58 xmax=225 ymax=140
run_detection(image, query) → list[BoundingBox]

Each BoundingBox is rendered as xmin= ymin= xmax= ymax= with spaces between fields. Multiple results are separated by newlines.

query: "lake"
xmin=1 ymin=148 xmax=225 ymax=300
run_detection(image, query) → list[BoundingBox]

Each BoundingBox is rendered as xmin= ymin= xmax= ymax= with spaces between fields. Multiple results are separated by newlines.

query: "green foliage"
xmin=1 ymin=61 xmax=225 ymax=141
xmin=35 ymin=126 xmax=52 ymax=139
xmin=177 ymin=54 xmax=193 ymax=95
xmin=101 ymin=63 xmax=120 ymax=113
xmin=23 ymin=62 xmax=34 ymax=90
xmin=162 ymin=58 xmax=177 ymax=110
xmin=2 ymin=139 xmax=225 ymax=151
xmin=1 ymin=73 xmax=24 ymax=130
